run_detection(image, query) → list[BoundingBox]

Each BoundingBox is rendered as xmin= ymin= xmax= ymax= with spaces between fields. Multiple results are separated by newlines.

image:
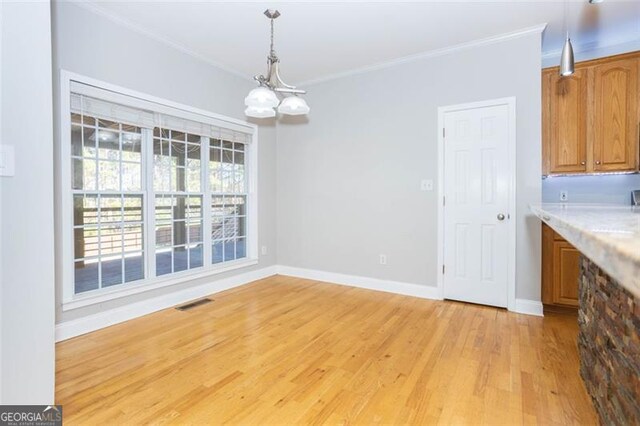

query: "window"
xmin=62 ymin=75 xmax=256 ymax=305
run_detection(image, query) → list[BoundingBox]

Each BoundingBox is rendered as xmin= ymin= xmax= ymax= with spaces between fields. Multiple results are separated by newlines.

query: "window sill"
xmin=62 ymin=258 xmax=259 ymax=311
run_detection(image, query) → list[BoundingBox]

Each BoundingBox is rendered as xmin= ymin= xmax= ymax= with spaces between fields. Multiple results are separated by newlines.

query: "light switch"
xmin=420 ymin=179 xmax=433 ymax=191
xmin=0 ymin=145 xmax=15 ymax=177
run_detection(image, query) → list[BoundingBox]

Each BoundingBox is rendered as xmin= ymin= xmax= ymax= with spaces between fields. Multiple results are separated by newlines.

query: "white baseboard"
xmin=513 ymin=298 xmax=544 ymax=317
xmin=56 ymin=264 xmax=543 ymax=341
xmin=55 ymin=265 xmax=278 ymax=342
xmin=276 ymin=265 xmax=441 ymax=300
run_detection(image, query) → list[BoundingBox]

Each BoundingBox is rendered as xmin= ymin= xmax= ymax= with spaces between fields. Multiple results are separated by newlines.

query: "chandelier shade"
xmin=559 ymin=37 xmax=575 ymax=77
xmin=244 ymin=105 xmax=276 ymax=118
xmin=277 ymin=96 xmax=310 ymax=115
xmin=244 ymin=86 xmax=279 ymax=108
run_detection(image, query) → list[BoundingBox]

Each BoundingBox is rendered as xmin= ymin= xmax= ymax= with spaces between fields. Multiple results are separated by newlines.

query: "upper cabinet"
xmin=543 ymin=68 xmax=589 ymax=173
xmin=542 ymin=52 xmax=640 ymax=176
xmin=592 ymin=57 xmax=638 ymax=172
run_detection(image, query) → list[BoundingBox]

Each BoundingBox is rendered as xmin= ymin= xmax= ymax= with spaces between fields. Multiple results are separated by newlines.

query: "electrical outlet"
xmin=560 ymin=190 xmax=569 ymax=202
xmin=261 ymin=246 xmax=268 ymax=256
xmin=379 ymin=254 xmax=387 ymax=265
xmin=420 ymin=179 xmax=433 ymax=191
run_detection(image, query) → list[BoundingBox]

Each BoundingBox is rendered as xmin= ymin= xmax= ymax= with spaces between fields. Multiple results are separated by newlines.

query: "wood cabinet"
xmin=543 ymin=67 xmax=589 ymax=173
xmin=542 ymin=223 xmax=580 ymax=309
xmin=592 ymin=57 xmax=639 ymax=172
xmin=542 ymin=52 xmax=640 ymax=176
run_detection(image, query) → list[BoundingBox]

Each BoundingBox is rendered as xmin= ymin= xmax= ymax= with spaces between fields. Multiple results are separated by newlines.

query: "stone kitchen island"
xmin=530 ymin=204 xmax=640 ymax=425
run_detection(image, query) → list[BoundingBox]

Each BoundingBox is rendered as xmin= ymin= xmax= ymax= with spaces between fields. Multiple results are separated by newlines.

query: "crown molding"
xmin=68 ymin=0 xmax=254 ymax=83
xmin=296 ymin=23 xmax=547 ymax=87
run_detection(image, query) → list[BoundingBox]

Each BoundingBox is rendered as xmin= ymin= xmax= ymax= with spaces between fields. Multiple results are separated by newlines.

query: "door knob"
xmin=497 ymin=213 xmax=505 ymax=221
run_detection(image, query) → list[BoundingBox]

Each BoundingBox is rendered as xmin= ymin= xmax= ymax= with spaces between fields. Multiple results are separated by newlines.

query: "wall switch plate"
xmin=0 ymin=145 xmax=15 ymax=177
xmin=261 ymin=246 xmax=268 ymax=256
xmin=560 ymin=190 xmax=569 ymax=202
xmin=379 ymin=254 xmax=387 ymax=265
xmin=420 ymin=179 xmax=433 ymax=191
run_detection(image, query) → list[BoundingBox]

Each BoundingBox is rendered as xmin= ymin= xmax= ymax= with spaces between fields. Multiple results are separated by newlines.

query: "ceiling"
xmin=82 ymin=1 xmax=640 ymax=84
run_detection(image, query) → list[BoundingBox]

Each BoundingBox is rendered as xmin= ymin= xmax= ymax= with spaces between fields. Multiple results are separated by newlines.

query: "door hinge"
xmin=442 ymin=265 xmax=445 ymax=274
xmin=443 ymin=196 xmax=446 ymax=206
xmin=442 ymin=128 xmax=445 ymax=138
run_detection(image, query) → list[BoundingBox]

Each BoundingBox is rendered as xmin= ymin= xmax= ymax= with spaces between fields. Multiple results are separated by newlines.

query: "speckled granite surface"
xmin=530 ymin=203 xmax=640 ymax=299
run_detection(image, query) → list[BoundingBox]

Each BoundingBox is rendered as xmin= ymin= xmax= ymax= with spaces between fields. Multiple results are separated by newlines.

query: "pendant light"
xmin=244 ymin=10 xmax=310 ymax=118
xmin=559 ymin=0 xmax=575 ymax=77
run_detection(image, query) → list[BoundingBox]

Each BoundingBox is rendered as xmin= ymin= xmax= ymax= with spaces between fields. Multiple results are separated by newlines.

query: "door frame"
xmin=436 ymin=97 xmax=517 ymax=311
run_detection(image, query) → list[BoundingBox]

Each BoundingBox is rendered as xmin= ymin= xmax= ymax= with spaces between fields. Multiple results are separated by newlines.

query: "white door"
xmin=442 ymin=102 xmax=512 ymax=308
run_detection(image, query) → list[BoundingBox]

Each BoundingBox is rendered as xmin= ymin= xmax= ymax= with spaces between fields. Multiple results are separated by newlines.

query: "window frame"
xmin=59 ymin=71 xmax=259 ymax=311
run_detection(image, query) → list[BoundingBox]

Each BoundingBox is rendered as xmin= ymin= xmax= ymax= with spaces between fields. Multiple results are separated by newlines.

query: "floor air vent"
xmin=176 ymin=298 xmax=212 ymax=311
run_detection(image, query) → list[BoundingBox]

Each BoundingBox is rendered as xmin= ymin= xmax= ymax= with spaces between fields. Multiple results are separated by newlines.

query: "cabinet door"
xmin=552 ymin=241 xmax=580 ymax=307
xmin=543 ymin=68 xmax=588 ymax=174
xmin=592 ymin=57 xmax=639 ymax=172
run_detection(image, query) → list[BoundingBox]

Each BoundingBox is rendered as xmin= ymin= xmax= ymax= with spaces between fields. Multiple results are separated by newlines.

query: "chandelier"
xmin=244 ymin=10 xmax=310 ymax=118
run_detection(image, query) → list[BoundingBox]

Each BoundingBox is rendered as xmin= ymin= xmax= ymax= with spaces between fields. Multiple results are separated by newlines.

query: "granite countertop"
xmin=530 ymin=203 xmax=640 ymax=299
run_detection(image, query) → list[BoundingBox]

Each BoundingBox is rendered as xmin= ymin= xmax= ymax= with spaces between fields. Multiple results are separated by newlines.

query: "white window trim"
xmin=59 ymin=70 xmax=259 ymax=311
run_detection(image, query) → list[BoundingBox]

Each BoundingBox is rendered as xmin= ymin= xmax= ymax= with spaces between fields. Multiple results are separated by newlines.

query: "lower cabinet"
xmin=542 ymin=223 xmax=580 ymax=309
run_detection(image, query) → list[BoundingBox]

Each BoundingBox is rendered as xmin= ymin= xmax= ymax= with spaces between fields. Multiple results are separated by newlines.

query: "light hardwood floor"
xmin=56 ymin=275 xmax=597 ymax=425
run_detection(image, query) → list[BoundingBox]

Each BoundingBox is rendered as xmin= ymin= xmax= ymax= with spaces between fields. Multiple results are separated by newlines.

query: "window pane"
xmin=71 ymin=125 xmax=82 ymax=156
xmin=74 ymin=226 xmax=98 ymax=259
xmin=101 ymin=256 xmax=123 ymax=287
xmin=99 ymin=225 xmax=123 ymax=257
xmin=121 ymin=133 xmax=142 ymax=162
xmin=124 ymin=252 xmax=144 ymax=283
xmin=189 ymin=244 xmax=203 ymax=269
xmin=123 ymin=225 xmax=143 ymax=253
xmin=186 ymin=144 xmax=201 ymax=193
xmin=74 ymin=194 xmax=98 ymax=226
xmin=75 ymin=260 xmax=99 ymax=294
xmin=212 ymin=241 xmax=223 ymax=264
xmin=98 ymin=131 xmax=120 ymax=160
xmin=123 ymin=195 xmax=143 ymax=223
xmin=72 ymin=158 xmax=96 ymax=190
xmin=155 ymin=221 xmax=172 ymax=248
xmin=223 ymin=239 xmax=236 ymax=262
xmin=121 ymin=162 xmax=141 ymax=191
xmin=173 ymin=195 xmax=186 ymax=220
xmin=235 ymin=238 xmax=246 ymax=259
xmin=237 ymin=216 xmax=246 ymax=237
xmin=211 ymin=217 xmax=223 ymax=241
xmin=154 ymin=138 xmax=172 ymax=192
xmin=98 ymin=160 xmax=120 ymax=191
xmin=98 ymin=118 xmax=119 ymax=130
xmin=173 ymin=246 xmax=188 ymax=272
xmin=99 ymin=195 xmax=123 ymax=225
xmin=188 ymin=220 xmax=202 ymax=244
xmin=155 ymin=195 xmax=173 ymax=223
xmin=156 ymin=249 xmax=172 ymax=276
xmin=83 ymin=127 xmax=97 ymax=157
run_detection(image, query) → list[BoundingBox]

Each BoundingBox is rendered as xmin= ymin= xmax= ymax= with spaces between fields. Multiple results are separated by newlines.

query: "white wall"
xmin=277 ymin=31 xmax=543 ymax=302
xmin=52 ymin=2 xmax=277 ymax=323
xmin=1 ymin=1 xmax=55 ymax=404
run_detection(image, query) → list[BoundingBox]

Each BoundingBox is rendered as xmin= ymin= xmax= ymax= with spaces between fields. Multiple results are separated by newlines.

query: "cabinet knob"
xmin=595 ymin=161 xmax=601 ymax=165
xmin=580 ymin=161 xmax=586 ymax=165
